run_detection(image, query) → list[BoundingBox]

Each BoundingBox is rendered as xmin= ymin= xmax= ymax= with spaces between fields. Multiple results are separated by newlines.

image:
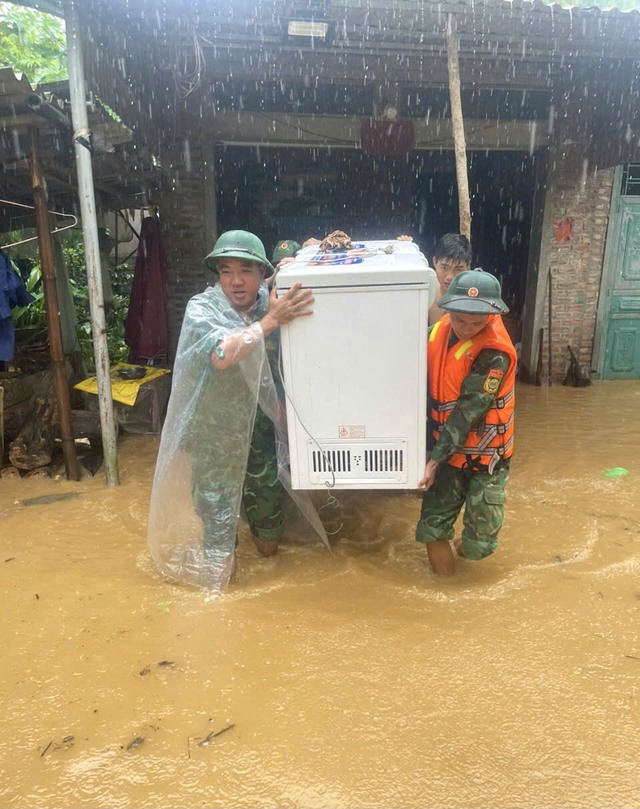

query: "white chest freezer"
xmin=276 ymin=239 xmax=436 ymax=490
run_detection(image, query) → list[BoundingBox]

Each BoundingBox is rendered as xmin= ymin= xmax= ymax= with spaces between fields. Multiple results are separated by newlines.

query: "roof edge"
xmin=7 ymin=1 xmax=63 ymax=17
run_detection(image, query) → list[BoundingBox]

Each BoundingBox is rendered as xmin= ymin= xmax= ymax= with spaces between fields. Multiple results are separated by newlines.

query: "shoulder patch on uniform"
xmin=483 ymin=368 xmax=505 ymax=394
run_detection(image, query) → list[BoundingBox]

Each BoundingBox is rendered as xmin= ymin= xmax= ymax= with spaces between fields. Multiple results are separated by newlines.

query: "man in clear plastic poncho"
xmin=147 ymin=230 xmax=323 ymax=591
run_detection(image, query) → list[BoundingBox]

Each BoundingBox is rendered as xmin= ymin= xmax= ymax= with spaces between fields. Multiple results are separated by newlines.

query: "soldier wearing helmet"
xmin=268 ymin=239 xmax=302 ymax=287
xmin=416 ymin=268 xmax=517 ymax=576
xmin=147 ymin=230 xmax=315 ymax=590
xmin=272 ymin=239 xmax=301 ymax=267
xmin=428 ymin=233 xmax=472 ymax=325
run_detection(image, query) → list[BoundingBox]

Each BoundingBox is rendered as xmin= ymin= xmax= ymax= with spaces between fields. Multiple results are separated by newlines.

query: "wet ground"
xmin=1 ymin=381 xmax=639 ymax=809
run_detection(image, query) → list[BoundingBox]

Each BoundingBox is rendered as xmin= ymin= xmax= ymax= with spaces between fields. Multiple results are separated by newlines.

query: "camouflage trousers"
xmin=415 ymin=460 xmax=510 ymax=561
xmin=192 ymin=407 xmax=285 ymax=562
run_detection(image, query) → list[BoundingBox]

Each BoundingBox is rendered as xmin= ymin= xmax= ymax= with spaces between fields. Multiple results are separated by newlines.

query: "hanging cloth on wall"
xmin=0 ymin=249 xmax=36 ymax=362
xmin=124 ymin=216 xmax=169 ymax=365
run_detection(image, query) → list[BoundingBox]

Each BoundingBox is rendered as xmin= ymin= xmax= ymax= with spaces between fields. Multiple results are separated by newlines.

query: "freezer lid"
xmin=276 ymin=239 xmax=434 ymax=289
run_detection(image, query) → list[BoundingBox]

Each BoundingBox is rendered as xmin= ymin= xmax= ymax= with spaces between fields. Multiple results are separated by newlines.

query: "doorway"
xmin=215 ymin=145 xmax=536 ymax=335
xmin=595 ymin=165 xmax=640 ymax=379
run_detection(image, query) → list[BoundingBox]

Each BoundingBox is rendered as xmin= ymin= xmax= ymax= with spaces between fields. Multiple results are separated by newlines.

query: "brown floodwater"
xmin=1 ymin=381 xmax=639 ymax=809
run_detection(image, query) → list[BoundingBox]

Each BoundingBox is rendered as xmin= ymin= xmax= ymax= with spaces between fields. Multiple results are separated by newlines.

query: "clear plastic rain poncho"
xmin=147 ymin=282 xmax=328 ymax=591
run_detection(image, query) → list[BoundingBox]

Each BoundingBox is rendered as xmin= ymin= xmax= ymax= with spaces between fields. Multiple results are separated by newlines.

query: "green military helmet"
xmin=437 ymin=268 xmax=509 ymax=315
xmin=204 ymin=230 xmax=275 ymax=278
xmin=272 ymin=239 xmax=301 ymax=265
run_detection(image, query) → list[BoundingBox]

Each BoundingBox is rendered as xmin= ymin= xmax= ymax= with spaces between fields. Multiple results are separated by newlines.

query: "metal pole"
xmin=64 ymin=0 xmax=119 ymax=485
xmin=29 ymin=127 xmax=81 ymax=482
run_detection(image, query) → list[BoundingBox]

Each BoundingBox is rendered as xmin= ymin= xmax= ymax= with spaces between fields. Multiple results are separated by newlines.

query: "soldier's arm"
xmin=211 ymin=283 xmax=313 ymax=370
xmin=430 ymin=349 xmax=511 ymax=464
xmin=428 ymin=281 xmax=446 ymax=325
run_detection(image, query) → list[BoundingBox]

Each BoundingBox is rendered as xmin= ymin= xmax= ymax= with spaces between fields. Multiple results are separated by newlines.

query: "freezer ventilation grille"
xmin=308 ymin=440 xmax=408 ymax=483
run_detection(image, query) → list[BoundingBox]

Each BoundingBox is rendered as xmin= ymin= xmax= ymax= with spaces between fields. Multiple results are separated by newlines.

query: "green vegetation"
xmin=10 ymin=263 xmax=45 ymax=328
xmin=0 ymin=2 xmax=67 ymax=84
xmin=1 ymin=3 xmax=132 ymax=372
xmin=12 ymin=232 xmax=132 ymax=372
xmin=64 ymin=236 xmax=133 ymax=371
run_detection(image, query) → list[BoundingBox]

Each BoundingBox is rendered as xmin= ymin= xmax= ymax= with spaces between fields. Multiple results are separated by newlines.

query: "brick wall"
xmin=539 ymin=148 xmax=615 ymax=382
xmin=155 ymin=131 xmax=616 ymax=380
xmin=154 ymin=135 xmax=213 ymax=361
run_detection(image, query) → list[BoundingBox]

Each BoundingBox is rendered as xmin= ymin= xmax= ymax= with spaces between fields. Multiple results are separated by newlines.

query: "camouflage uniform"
xmin=242 ymin=406 xmax=285 ymax=541
xmin=416 ymin=346 xmax=511 ymax=560
xmin=192 ymin=405 xmax=285 ymax=560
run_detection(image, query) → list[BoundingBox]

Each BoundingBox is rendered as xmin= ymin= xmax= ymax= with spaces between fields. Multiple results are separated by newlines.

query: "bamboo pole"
xmin=28 ymin=127 xmax=80 ymax=481
xmin=64 ymin=0 xmax=119 ymax=485
xmin=446 ymin=13 xmax=471 ymax=240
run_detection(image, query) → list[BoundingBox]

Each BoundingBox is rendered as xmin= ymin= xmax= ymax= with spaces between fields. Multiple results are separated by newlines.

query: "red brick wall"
xmin=539 ymin=150 xmax=615 ymax=382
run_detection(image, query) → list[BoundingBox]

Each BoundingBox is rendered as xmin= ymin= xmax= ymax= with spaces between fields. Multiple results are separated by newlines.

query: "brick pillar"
xmin=154 ymin=134 xmax=213 ymax=361
xmin=523 ymin=65 xmax=616 ymax=384
xmin=538 ymin=147 xmax=614 ymax=382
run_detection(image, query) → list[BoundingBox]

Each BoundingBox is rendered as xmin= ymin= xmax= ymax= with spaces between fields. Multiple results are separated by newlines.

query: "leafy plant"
xmin=63 ymin=233 xmax=133 ymax=372
xmin=72 ymin=290 xmax=131 ymax=371
xmin=11 ymin=264 xmax=45 ymax=326
xmin=10 ymin=231 xmax=132 ymax=372
xmin=0 ymin=3 xmax=67 ymax=85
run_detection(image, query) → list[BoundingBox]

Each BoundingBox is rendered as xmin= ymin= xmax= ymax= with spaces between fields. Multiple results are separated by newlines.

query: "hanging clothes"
xmin=0 ymin=249 xmax=35 ymax=362
xmin=124 ymin=216 xmax=169 ymax=364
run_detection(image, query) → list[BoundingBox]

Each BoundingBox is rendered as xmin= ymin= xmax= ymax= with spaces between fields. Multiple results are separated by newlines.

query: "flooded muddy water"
xmin=1 ymin=381 xmax=639 ymax=809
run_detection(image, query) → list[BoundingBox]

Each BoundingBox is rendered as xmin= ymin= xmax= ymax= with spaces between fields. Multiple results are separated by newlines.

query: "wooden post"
xmin=28 ymin=127 xmax=81 ymax=481
xmin=447 ymin=13 xmax=471 ymax=241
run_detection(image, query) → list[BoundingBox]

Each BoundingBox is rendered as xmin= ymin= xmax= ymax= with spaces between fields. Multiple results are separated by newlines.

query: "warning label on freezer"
xmin=338 ymin=425 xmax=366 ymax=439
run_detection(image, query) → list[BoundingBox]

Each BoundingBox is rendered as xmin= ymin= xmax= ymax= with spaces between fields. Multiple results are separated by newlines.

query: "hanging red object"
xmin=360 ymin=120 xmax=415 ymax=156
xmin=125 ymin=216 xmax=169 ymax=364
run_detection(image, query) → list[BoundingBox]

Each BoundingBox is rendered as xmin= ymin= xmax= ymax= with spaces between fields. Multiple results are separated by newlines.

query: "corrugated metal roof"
xmin=0 ymin=67 xmax=131 ymax=145
xmin=11 ymin=0 xmax=640 ymax=15
xmin=0 ymin=68 xmax=35 ymax=96
xmin=73 ymin=0 xmax=639 ymax=68
xmin=0 ymin=67 xmax=143 ymax=211
xmin=0 ymin=67 xmax=69 ymax=131
xmin=539 ymin=0 xmax=640 ymax=8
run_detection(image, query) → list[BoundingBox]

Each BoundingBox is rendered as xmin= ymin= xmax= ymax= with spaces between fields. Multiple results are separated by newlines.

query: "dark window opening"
xmin=216 ymin=146 xmax=535 ymax=347
xmin=403 ymin=87 xmax=551 ymax=122
xmin=212 ymin=81 xmax=373 ymax=116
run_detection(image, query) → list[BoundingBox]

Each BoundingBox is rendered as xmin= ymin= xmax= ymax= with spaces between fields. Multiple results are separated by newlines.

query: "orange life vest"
xmin=428 ymin=314 xmax=517 ymax=472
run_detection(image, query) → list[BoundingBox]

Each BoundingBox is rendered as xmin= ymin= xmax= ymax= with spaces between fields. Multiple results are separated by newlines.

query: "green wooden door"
xmin=601 ymin=197 xmax=640 ymax=379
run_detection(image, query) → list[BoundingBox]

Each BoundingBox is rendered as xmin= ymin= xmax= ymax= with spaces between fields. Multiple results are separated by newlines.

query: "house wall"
xmin=153 ymin=134 xmax=214 ymax=359
xmin=523 ymin=144 xmax=615 ymax=383
xmin=79 ymin=2 xmax=640 ymax=377
xmin=158 ymin=129 xmax=616 ymax=376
